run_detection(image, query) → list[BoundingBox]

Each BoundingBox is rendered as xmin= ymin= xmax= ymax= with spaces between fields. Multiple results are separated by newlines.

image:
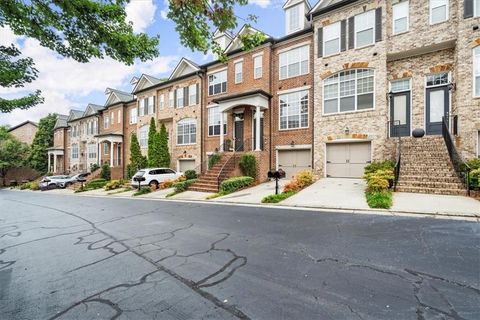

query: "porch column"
xmin=219 ymin=111 xmax=224 ymax=152
xmin=53 ymin=154 xmax=57 ymax=173
xmin=110 ymin=141 xmax=114 ymax=167
xmin=255 ymin=105 xmax=261 ymax=151
xmin=47 ymin=153 xmax=51 ymax=173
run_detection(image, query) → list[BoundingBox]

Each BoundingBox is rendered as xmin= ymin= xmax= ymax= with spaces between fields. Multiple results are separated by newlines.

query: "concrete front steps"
xmin=189 ymin=154 xmax=236 ymax=192
xmin=396 ymin=136 xmax=467 ymax=196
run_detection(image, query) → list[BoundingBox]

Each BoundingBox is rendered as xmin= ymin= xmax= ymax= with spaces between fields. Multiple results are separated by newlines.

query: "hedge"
xmin=239 ymin=153 xmax=256 ymax=178
xmin=184 ymin=169 xmax=198 ymax=180
xmin=220 ymin=176 xmax=254 ymax=194
xmin=173 ymin=179 xmax=197 ymax=193
xmin=261 ymin=191 xmax=296 ymax=203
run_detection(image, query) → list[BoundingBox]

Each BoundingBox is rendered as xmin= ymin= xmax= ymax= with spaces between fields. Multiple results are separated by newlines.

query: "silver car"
xmin=39 ymin=175 xmax=71 ymax=190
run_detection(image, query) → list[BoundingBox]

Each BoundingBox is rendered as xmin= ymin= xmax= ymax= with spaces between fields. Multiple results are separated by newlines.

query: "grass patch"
xmin=166 ymin=191 xmax=177 ymax=198
xmin=366 ymin=190 xmax=392 ymax=209
xmin=133 ymin=187 xmax=151 ymax=197
xmin=75 ymin=179 xmax=108 ymax=193
xmin=261 ymin=191 xmax=296 ymax=203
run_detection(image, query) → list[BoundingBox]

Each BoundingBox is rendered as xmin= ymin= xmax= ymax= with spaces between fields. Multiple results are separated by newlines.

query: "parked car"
xmin=57 ymin=172 xmax=91 ymax=188
xmin=132 ymin=168 xmax=182 ymax=188
xmin=39 ymin=175 xmax=70 ymax=190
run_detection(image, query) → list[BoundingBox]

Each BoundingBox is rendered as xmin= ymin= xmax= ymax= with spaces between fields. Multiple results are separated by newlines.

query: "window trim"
xmin=287 ymin=3 xmax=302 ymax=34
xmin=354 ymin=10 xmax=375 ymax=49
xmin=253 ymin=54 xmax=263 ymax=79
xmin=323 ymin=21 xmax=341 ymax=57
xmin=322 ymin=68 xmax=376 ymax=116
xmin=392 ymin=1 xmax=409 ymax=35
xmin=176 ymin=118 xmax=197 ymax=145
xmin=208 ymin=69 xmax=227 ymax=96
xmin=475 ymin=0 xmax=480 ymax=17
xmin=139 ymin=125 xmax=149 ymax=148
xmin=176 ymin=87 xmax=184 ymax=108
xmin=71 ymin=143 xmax=79 ymax=159
xmin=207 ymin=105 xmax=227 ymax=137
xmin=159 ymin=94 xmax=165 ymax=109
xmin=234 ymin=61 xmax=243 ymax=84
xmin=278 ymin=89 xmax=310 ymax=131
xmin=473 ymin=47 xmax=480 ymax=98
xmin=189 ymin=84 xmax=197 ymax=106
xmin=87 ymin=143 xmax=97 ymax=159
xmin=278 ymin=44 xmax=310 ymax=80
xmin=129 ymin=108 xmax=137 ymax=124
xmin=429 ymin=0 xmax=448 ymax=25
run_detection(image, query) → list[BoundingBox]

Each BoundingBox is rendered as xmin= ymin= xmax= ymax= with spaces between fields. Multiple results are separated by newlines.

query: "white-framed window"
xmin=323 ymin=22 xmax=341 ymax=56
xmin=430 ymin=0 xmax=448 ymax=24
xmin=147 ymin=96 xmax=154 ymax=114
xmin=235 ymin=61 xmax=243 ymax=84
xmin=323 ymin=69 xmax=375 ymax=114
xmin=426 ymin=72 xmax=449 ymax=87
xmin=138 ymin=99 xmax=145 ymax=116
xmin=279 ymin=90 xmax=309 ymax=130
xmin=93 ymin=120 xmax=97 ymax=134
xmin=189 ymin=84 xmax=197 ymax=106
xmin=392 ymin=1 xmax=409 ymax=34
xmin=176 ymin=87 xmax=184 ymax=107
xmin=129 ymin=108 xmax=137 ymax=124
xmin=474 ymin=47 xmax=480 ymax=97
xmin=88 ymin=143 xmax=97 ymax=159
xmin=208 ymin=70 xmax=227 ymax=95
xmin=103 ymin=142 xmax=109 ymax=155
xmin=254 ymin=55 xmax=263 ymax=79
xmin=355 ymin=10 xmax=375 ymax=48
xmin=159 ymin=94 xmax=165 ymax=109
xmin=117 ymin=110 xmax=121 ymax=123
xmin=287 ymin=4 xmax=301 ymax=34
xmin=169 ymin=91 xmax=174 ymax=107
xmin=104 ymin=115 xmax=109 ymax=129
xmin=477 ymin=131 xmax=480 ymax=156
xmin=71 ymin=144 xmax=79 ymax=159
xmin=390 ymin=79 xmax=411 ymax=93
xmin=208 ymin=106 xmax=227 ymax=136
xmin=279 ymin=45 xmax=309 ymax=80
xmin=177 ymin=118 xmax=196 ymax=145
xmin=110 ymin=112 xmax=114 ymax=124
xmin=139 ymin=125 xmax=148 ymax=148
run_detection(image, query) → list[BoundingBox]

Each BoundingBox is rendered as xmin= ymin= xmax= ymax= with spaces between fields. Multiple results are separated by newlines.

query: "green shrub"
xmin=208 ymin=153 xmax=221 ymax=169
xmin=75 ymin=178 xmax=108 ymax=192
xmin=133 ymin=186 xmax=151 ymax=196
xmin=367 ymin=176 xmax=389 ymax=192
xmin=20 ymin=182 xmax=30 ymax=190
xmin=366 ymin=191 xmax=393 ymax=209
xmin=220 ymin=176 xmax=254 ymax=194
xmin=261 ymin=191 xmax=296 ymax=203
xmin=467 ymin=158 xmax=480 ymax=170
xmin=90 ymin=163 xmax=100 ymax=172
xmin=364 ymin=161 xmax=395 ymax=175
xmin=173 ymin=179 xmax=197 ymax=193
xmin=100 ymin=164 xmax=111 ymax=180
xmin=30 ymin=181 xmax=39 ymax=190
xmin=104 ymin=180 xmax=123 ymax=191
xmin=239 ymin=153 xmax=257 ymax=178
xmin=184 ymin=169 xmax=198 ymax=180
xmin=469 ymin=168 xmax=480 ymax=188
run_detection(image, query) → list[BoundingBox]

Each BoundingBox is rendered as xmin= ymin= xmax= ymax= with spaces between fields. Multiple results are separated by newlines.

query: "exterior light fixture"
xmin=344 ymin=127 xmax=350 ymax=135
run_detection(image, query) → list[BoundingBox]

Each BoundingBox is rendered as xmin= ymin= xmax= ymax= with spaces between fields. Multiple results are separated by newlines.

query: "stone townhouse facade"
xmin=309 ymin=0 xmax=480 ymax=181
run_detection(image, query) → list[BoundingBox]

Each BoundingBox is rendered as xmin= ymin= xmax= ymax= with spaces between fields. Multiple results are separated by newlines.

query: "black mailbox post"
xmin=133 ymin=176 xmax=146 ymax=189
xmin=268 ymin=170 xmax=283 ymax=195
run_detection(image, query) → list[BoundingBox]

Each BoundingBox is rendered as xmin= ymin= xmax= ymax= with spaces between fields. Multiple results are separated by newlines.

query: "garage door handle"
xmin=366 ymin=161 xmax=371 ymax=163
xmin=326 ymin=161 xmax=331 ymax=163
xmin=346 ymin=160 xmax=350 ymax=163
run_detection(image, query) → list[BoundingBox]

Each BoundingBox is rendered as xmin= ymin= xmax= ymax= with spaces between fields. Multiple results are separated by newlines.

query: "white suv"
xmin=131 ymin=168 xmax=182 ymax=188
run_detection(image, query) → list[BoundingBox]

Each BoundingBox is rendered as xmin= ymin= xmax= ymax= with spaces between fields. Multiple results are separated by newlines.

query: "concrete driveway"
xmin=282 ymin=178 xmax=370 ymax=210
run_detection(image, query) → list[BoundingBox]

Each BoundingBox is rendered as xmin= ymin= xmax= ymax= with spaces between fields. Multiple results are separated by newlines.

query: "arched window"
xmin=177 ymin=118 xmax=196 ymax=145
xmin=139 ymin=125 xmax=149 ymax=148
xmin=323 ymin=68 xmax=374 ymax=114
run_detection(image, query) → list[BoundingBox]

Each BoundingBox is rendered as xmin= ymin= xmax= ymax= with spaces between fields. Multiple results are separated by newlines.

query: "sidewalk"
xmin=214 ymin=179 xmax=290 ymax=204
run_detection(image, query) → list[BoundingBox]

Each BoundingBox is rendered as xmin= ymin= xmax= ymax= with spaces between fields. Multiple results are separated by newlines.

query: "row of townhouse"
xmin=48 ymin=0 xmax=480 ymax=194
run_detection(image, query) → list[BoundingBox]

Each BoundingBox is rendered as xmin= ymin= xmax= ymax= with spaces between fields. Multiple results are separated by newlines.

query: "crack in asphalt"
xmin=4 ymin=198 xmax=250 ymax=319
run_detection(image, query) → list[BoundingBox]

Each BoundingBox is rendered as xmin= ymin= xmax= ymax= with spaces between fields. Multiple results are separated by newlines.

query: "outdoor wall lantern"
xmin=447 ymin=82 xmax=456 ymax=92
xmin=344 ymin=126 xmax=350 ymax=135
xmin=290 ymin=141 xmax=295 ymax=147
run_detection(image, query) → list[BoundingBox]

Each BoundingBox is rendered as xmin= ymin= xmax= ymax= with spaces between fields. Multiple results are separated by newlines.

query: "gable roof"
xmin=83 ymin=103 xmax=104 ymax=116
xmin=104 ymin=88 xmax=134 ymax=106
xmin=7 ymin=120 xmax=38 ymax=132
xmin=67 ymin=109 xmax=84 ymax=122
xmin=283 ymin=0 xmax=312 ymax=10
xmin=53 ymin=115 xmax=68 ymax=129
xmin=169 ymin=58 xmax=200 ymax=80
xmin=310 ymin=0 xmax=357 ymax=16
xmin=131 ymin=74 xmax=163 ymax=93
xmin=224 ymin=24 xmax=270 ymax=53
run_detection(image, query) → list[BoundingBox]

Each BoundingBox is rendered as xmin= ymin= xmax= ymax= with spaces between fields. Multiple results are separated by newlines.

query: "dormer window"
xmin=287 ymin=4 xmax=301 ymax=34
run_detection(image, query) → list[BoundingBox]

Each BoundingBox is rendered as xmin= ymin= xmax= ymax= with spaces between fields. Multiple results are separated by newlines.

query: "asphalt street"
xmin=0 ymin=189 xmax=479 ymax=319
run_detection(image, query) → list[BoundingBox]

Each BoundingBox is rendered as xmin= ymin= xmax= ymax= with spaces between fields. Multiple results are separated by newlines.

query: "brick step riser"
xmin=397 ymin=181 xmax=465 ymax=189
xmin=399 ymin=176 xmax=461 ymax=182
xmin=396 ymin=187 xmax=467 ymax=196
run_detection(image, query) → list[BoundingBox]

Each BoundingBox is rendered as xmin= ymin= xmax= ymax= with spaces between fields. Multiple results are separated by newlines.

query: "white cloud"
xmin=125 ymin=0 xmax=157 ymax=33
xmin=249 ymin=0 xmax=272 ymax=8
xmin=0 ymin=27 xmax=179 ymax=126
xmin=160 ymin=0 xmax=169 ymax=20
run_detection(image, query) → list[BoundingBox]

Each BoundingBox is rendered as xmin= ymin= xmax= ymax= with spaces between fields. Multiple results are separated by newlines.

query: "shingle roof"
xmin=7 ymin=120 xmax=38 ymax=132
xmin=89 ymin=104 xmax=104 ymax=112
xmin=54 ymin=115 xmax=68 ymax=129
xmin=105 ymin=88 xmax=134 ymax=105
xmin=310 ymin=0 xmax=358 ymax=16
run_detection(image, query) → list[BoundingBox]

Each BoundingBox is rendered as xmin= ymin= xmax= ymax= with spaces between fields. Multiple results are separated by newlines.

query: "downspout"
xmin=269 ymin=43 xmax=273 ymax=171
xmin=198 ymin=70 xmax=205 ymax=173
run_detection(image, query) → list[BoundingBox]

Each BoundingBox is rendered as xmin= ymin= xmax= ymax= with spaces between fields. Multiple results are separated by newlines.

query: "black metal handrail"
xmin=216 ymin=154 xmax=237 ymax=191
xmin=442 ymin=116 xmax=470 ymax=195
xmin=393 ymin=138 xmax=401 ymax=192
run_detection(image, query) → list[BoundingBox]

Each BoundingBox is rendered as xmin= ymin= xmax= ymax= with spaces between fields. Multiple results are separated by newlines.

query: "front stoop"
xmin=189 ymin=154 xmax=237 ymax=193
xmin=396 ymin=136 xmax=467 ymax=196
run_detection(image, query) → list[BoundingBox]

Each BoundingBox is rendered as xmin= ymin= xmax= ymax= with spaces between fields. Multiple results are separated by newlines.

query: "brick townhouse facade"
xmin=48 ymin=115 xmax=68 ymax=174
xmin=48 ymin=0 xmax=478 ymax=195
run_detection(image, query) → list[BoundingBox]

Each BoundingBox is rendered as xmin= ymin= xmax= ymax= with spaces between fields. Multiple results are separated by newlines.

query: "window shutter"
xmin=196 ymin=83 xmax=200 ymax=104
xmin=184 ymin=87 xmax=189 ymax=106
xmin=465 ymin=0 xmax=474 ymax=18
xmin=348 ymin=16 xmax=355 ymax=49
xmin=174 ymin=90 xmax=177 ymax=108
xmin=317 ymin=27 xmax=323 ymax=58
xmin=375 ymin=7 xmax=382 ymax=42
xmin=340 ymin=20 xmax=347 ymax=52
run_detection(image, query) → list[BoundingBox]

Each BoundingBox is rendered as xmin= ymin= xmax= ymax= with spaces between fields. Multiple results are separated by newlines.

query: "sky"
xmin=0 ymin=0 xmax=306 ymax=126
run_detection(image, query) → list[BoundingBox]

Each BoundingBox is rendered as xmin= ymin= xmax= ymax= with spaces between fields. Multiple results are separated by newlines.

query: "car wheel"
xmin=48 ymin=183 xmax=57 ymax=190
xmin=64 ymin=182 xmax=72 ymax=188
xmin=149 ymin=180 xmax=159 ymax=189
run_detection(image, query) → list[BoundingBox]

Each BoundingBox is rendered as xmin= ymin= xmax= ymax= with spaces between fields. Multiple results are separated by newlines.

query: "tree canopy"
xmin=158 ymin=122 xmax=170 ymax=168
xmin=0 ymin=126 xmax=30 ymax=185
xmin=127 ymin=132 xmax=147 ymax=178
xmin=28 ymin=113 xmax=57 ymax=173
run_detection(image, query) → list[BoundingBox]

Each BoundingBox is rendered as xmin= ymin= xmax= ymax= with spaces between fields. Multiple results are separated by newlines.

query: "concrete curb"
xmin=4 ymin=188 xmax=478 ymax=221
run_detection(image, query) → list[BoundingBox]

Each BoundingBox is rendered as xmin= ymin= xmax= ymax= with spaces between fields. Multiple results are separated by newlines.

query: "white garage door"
xmin=326 ymin=142 xmax=371 ymax=178
xmin=178 ymin=159 xmax=196 ymax=172
xmin=277 ymin=149 xmax=311 ymax=179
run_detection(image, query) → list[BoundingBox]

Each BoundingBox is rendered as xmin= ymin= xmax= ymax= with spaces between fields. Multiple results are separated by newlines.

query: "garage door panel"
xmin=178 ymin=160 xmax=195 ymax=172
xmin=349 ymin=143 xmax=371 ymax=164
xmin=326 ymin=142 xmax=371 ymax=178
xmin=278 ymin=149 xmax=311 ymax=179
xmin=326 ymin=144 xmax=347 ymax=163
xmin=326 ymin=163 xmax=349 ymax=178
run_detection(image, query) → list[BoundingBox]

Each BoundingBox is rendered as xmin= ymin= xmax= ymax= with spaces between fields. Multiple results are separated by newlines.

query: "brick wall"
xmin=9 ymin=123 xmax=37 ymax=145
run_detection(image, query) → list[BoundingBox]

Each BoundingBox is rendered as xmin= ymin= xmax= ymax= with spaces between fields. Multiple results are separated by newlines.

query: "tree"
xmin=147 ymin=117 xmax=157 ymax=167
xmin=0 ymin=0 xmax=159 ymax=112
xmin=158 ymin=122 xmax=170 ymax=168
xmin=100 ymin=163 xmax=111 ymax=181
xmin=0 ymin=126 xmax=30 ymax=186
xmin=28 ymin=113 xmax=57 ymax=173
xmin=127 ymin=132 xmax=147 ymax=178
xmin=0 ymin=45 xmax=44 ymax=112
